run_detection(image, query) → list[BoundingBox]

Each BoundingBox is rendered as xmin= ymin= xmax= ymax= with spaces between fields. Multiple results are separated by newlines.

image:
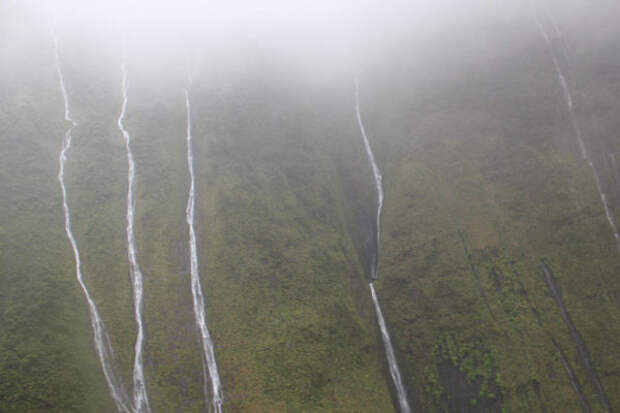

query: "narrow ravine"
xmin=513 ymin=264 xmax=589 ymax=411
xmin=533 ymin=7 xmax=614 ymax=410
xmin=532 ymin=0 xmax=620 ymax=251
xmin=458 ymin=230 xmax=497 ymax=321
xmin=184 ymin=86 xmax=224 ymax=413
xmin=355 ymin=79 xmax=412 ymax=413
xmin=52 ymin=26 xmax=132 ymax=413
xmin=117 ymin=58 xmax=151 ymax=413
xmin=541 ymin=262 xmax=610 ymax=412
xmin=551 ymin=338 xmax=591 ymax=413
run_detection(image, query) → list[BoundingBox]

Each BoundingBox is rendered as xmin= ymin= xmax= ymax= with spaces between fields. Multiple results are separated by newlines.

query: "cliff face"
xmin=0 ymin=12 xmax=392 ymax=411
xmin=2 ymin=1 xmax=620 ymax=412
xmin=364 ymin=2 xmax=620 ymax=411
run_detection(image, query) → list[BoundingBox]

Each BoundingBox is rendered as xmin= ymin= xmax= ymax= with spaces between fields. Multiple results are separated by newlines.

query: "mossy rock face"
xmin=3 ymin=1 xmax=620 ymax=412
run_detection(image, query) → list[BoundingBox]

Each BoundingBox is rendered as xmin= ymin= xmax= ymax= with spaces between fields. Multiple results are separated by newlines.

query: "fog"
xmin=5 ymin=0 xmax=620 ymax=86
xmin=5 ymin=0 xmax=620 ymax=412
xmin=5 ymin=0 xmax=620 ymax=147
xmin=5 ymin=0 xmax=541 ymax=87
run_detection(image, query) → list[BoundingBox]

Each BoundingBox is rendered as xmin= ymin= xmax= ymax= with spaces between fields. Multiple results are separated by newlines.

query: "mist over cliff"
xmin=2 ymin=1 xmax=620 ymax=412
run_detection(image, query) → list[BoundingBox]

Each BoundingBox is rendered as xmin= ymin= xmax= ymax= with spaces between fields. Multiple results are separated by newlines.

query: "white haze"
xmin=13 ymin=0 xmax=535 ymax=87
xmin=6 ymin=1 xmax=620 ymax=412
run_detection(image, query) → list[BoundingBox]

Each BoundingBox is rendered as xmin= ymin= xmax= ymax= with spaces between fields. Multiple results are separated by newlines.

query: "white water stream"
xmin=355 ymin=79 xmax=412 ymax=413
xmin=370 ymin=284 xmax=412 ymax=413
xmin=184 ymin=88 xmax=224 ymax=413
xmin=53 ymin=27 xmax=132 ymax=413
xmin=532 ymin=1 xmax=620 ymax=251
xmin=117 ymin=59 xmax=151 ymax=413
xmin=355 ymin=78 xmax=384 ymax=280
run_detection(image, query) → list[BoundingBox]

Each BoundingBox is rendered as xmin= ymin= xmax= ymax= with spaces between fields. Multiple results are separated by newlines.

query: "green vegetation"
xmin=369 ymin=8 xmax=620 ymax=412
xmin=0 ymin=28 xmax=395 ymax=411
xmin=191 ymin=73 xmax=394 ymax=412
xmin=2 ymin=1 xmax=620 ymax=412
xmin=0 ymin=15 xmax=113 ymax=412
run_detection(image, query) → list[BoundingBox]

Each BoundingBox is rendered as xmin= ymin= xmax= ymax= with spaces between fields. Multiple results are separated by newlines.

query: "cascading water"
xmin=117 ymin=58 xmax=151 ymax=413
xmin=355 ymin=79 xmax=412 ymax=413
xmin=369 ymin=284 xmax=412 ymax=413
xmin=534 ymin=7 xmax=614 ymax=409
xmin=532 ymin=1 xmax=620 ymax=251
xmin=52 ymin=26 xmax=132 ymax=413
xmin=355 ymin=78 xmax=383 ymax=280
xmin=184 ymin=86 xmax=224 ymax=413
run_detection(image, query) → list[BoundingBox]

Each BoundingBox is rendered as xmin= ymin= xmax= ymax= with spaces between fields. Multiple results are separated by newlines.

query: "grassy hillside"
xmin=2 ymin=1 xmax=620 ymax=412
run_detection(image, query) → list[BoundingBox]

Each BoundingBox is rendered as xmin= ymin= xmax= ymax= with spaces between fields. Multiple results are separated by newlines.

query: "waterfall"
xmin=355 ymin=79 xmax=412 ymax=413
xmin=355 ymin=78 xmax=384 ymax=280
xmin=117 ymin=58 xmax=151 ymax=413
xmin=53 ymin=25 xmax=132 ymax=413
xmin=370 ymin=284 xmax=412 ymax=413
xmin=532 ymin=0 xmax=620 ymax=251
xmin=184 ymin=87 xmax=224 ymax=413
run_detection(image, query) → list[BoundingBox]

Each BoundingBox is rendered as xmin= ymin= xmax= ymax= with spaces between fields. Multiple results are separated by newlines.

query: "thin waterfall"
xmin=355 ymin=78 xmax=384 ymax=280
xmin=355 ymin=79 xmax=412 ymax=413
xmin=184 ymin=86 xmax=224 ymax=413
xmin=117 ymin=58 xmax=151 ymax=413
xmin=532 ymin=0 xmax=620 ymax=251
xmin=370 ymin=284 xmax=412 ymax=413
xmin=52 ymin=25 xmax=132 ymax=413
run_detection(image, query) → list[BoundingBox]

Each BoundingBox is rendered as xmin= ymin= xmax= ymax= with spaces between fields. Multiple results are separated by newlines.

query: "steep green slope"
xmin=0 ymin=11 xmax=395 ymax=411
xmin=3 ymin=1 xmax=620 ymax=412
xmin=0 ymin=10 xmax=114 ymax=413
xmin=358 ymin=5 xmax=620 ymax=412
xmin=190 ymin=67 xmax=394 ymax=412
